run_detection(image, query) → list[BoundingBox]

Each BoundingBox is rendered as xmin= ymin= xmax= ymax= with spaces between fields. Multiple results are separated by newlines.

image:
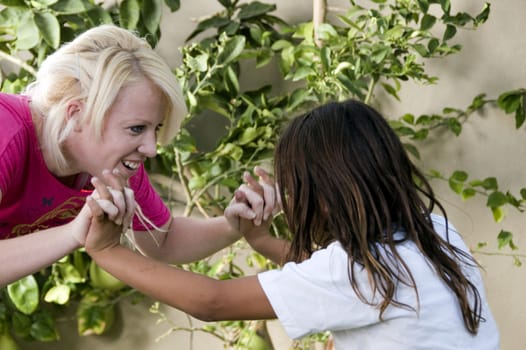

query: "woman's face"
xmin=67 ymin=78 xmax=166 ymax=180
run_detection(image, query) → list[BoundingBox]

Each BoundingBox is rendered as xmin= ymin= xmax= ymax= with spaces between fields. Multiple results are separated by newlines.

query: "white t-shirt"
xmin=257 ymin=215 xmax=500 ymax=349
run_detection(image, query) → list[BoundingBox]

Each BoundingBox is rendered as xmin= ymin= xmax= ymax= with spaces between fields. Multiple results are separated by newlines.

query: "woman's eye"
xmin=130 ymin=125 xmax=145 ymax=134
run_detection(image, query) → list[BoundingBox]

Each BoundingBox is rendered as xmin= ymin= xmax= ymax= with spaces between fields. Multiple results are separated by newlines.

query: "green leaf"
xmin=77 ymin=290 xmax=115 ymax=336
xmin=16 ymin=12 xmax=40 ymax=50
xmin=403 ymin=143 xmax=420 ymax=159
xmin=320 ymin=46 xmax=331 ymax=72
xmin=50 ymin=0 xmax=86 ymax=14
xmin=187 ymin=53 xmax=209 ymax=72
xmin=443 ymin=24 xmax=456 ymax=41
xmin=497 ymin=90 xmax=522 ymax=113
xmin=446 ymin=118 xmax=462 ymax=135
xmin=371 ymin=46 xmax=390 ymax=64
xmin=491 ymin=206 xmax=504 ymax=223
xmin=34 ymin=11 xmax=60 ymax=49
xmin=420 ymin=14 xmax=437 ymax=31
xmin=30 ymin=312 xmax=59 ymax=341
xmin=217 ymin=35 xmax=246 ymax=65
xmin=448 ymin=171 xmax=467 ymax=194
xmin=427 ymin=38 xmax=439 ymax=53
xmin=451 ymin=170 xmax=468 ymax=182
xmin=497 ymin=230 xmax=516 ymax=250
xmin=271 ymin=39 xmax=292 ymax=51
xmin=412 ymin=43 xmax=428 ymax=57
xmin=0 ymin=0 xmax=27 ymax=6
xmin=164 ymin=0 xmax=180 ymax=12
xmin=86 ymin=6 xmax=113 ymax=25
xmin=142 ymin=0 xmax=162 ymax=35
xmin=461 ymin=188 xmax=476 ymax=200
xmin=224 ymin=65 xmax=240 ymax=95
xmin=7 ymin=275 xmax=39 ymax=315
xmin=487 ymin=191 xmax=508 ymax=208
xmin=475 ymin=3 xmax=491 ymax=25
xmin=238 ymin=127 xmax=259 ymax=145
xmin=237 ymin=1 xmax=275 ymax=20
xmin=44 ymin=285 xmax=71 ymax=305
xmin=482 ymin=177 xmax=498 ymax=190
xmin=120 ymin=0 xmax=140 ymax=30
xmin=440 ymin=0 xmax=451 ymax=14
xmin=520 ymin=188 xmax=526 ymax=200
xmin=417 ymin=0 xmax=429 ymax=13
xmin=286 ymin=88 xmax=309 ymax=112
xmin=381 ymin=82 xmax=399 ymax=100
xmin=187 ymin=16 xmax=230 ymax=41
xmin=11 ymin=311 xmax=32 ymax=338
xmin=292 ymin=66 xmax=315 ymax=81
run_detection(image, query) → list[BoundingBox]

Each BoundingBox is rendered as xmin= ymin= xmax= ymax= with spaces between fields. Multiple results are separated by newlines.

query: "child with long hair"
xmin=85 ymin=99 xmax=499 ymax=349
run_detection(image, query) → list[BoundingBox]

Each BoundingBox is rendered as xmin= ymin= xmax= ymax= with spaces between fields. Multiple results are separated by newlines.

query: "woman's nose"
xmin=138 ymin=132 xmax=157 ymax=158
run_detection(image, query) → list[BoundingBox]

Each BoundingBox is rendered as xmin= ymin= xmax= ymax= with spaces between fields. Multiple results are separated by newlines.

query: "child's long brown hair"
xmin=274 ymin=99 xmax=482 ymax=334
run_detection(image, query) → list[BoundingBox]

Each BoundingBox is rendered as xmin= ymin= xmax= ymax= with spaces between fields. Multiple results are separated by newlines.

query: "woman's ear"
xmin=66 ymin=100 xmax=84 ymax=131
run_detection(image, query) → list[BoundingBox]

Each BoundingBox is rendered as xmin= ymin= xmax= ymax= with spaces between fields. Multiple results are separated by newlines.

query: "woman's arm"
xmin=131 ymin=215 xmax=242 ymax=264
xmin=0 ymin=198 xmax=88 ymax=287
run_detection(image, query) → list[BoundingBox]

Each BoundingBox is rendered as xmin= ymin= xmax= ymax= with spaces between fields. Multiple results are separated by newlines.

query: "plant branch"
xmin=0 ymin=51 xmax=37 ymax=76
xmin=313 ymin=0 xmax=327 ymax=47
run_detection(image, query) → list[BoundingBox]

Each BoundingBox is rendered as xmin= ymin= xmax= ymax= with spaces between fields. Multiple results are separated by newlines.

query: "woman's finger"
xmin=86 ymin=195 xmax=104 ymax=218
xmin=122 ymin=187 xmax=135 ymax=232
xmin=108 ymin=188 xmax=125 ymax=225
xmin=254 ymin=167 xmax=276 ymax=220
xmin=95 ymin=199 xmax=119 ymax=219
xmin=102 ymin=169 xmax=128 ymax=225
xmin=91 ymin=177 xmax=111 ymax=200
xmin=238 ymin=183 xmax=265 ymax=225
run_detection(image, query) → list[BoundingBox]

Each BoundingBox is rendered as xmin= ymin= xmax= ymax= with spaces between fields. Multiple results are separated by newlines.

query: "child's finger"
xmin=225 ymin=201 xmax=256 ymax=221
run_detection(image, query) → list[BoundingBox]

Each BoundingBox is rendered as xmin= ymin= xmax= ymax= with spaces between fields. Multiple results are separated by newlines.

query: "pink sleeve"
xmin=128 ymin=165 xmax=171 ymax=231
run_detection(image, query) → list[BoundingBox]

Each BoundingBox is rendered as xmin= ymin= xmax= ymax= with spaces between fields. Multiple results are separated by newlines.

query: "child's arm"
xmin=84 ymin=196 xmax=276 ymax=322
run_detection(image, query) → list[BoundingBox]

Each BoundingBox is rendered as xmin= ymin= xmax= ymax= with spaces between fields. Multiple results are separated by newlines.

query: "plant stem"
xmin=364 ymin=78 xmax=376 ymax=104
xmin=0 ymin=51 xmax=37 ymax=76
xmin=313 ymin=0 xmax=327 ymax=47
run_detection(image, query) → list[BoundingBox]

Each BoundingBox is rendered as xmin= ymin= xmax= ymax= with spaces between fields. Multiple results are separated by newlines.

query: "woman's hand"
xmin=71 ymin=169 xmax=135 ymax=245
xmin=94 ymin=169 xmax=136 ymax=230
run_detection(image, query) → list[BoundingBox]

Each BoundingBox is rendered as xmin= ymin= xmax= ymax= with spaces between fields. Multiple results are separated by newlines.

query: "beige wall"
xmin=20 ymin=1 xmax=525 ymax=349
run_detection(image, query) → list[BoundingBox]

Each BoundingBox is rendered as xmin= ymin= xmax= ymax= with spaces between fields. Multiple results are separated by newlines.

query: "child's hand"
xmin=84 ymin=195 xmax=122 ymax=253
xmin=225 ymin=166 xmax=278 ymax=238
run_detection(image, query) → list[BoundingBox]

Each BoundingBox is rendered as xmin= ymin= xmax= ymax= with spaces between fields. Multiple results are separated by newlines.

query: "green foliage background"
xmin=0 ymin=0 xmax=524 ymax=349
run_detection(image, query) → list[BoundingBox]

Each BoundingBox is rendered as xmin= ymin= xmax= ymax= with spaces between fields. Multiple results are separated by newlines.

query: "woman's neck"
xmin=31 ymin=104 xmax=89 ymax=190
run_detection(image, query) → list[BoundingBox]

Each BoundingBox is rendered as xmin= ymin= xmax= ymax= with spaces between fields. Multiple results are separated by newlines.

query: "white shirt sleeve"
xmin=257 ymin=242 xmax=395 ymax=339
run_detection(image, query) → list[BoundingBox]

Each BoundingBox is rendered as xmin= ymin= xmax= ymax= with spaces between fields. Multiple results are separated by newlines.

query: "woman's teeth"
xmin=123 ymin=161 xmax=139 ymax=170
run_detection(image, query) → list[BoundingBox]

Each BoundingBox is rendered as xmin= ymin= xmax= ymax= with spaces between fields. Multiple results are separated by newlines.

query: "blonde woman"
xmin=0 ymin=25 xmax=246 ymax=287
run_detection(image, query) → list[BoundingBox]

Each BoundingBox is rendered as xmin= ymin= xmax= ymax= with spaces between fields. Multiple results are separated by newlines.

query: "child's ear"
xmin=66 ymin=100 xmax=84 ymax=131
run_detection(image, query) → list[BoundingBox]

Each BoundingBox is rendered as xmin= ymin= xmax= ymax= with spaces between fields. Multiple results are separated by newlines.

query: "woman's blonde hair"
xmin=26 ymin=24 xmax=186 ymax=174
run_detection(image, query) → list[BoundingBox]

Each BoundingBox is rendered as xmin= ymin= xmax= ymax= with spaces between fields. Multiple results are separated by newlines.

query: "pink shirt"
xmin=0 ymin=92 xmax=170 ymax=239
